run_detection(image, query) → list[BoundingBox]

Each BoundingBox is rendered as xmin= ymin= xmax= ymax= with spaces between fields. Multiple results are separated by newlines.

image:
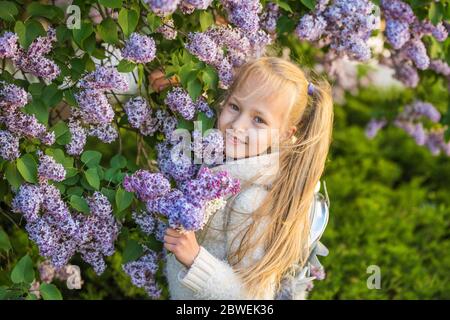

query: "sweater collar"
xmin=208 ymin=151 xmax=281 ymax=187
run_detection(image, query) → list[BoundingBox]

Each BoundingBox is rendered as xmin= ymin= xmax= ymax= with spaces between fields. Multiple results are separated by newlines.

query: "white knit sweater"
xmin=165 ymin=151 xmax=320 ymax=300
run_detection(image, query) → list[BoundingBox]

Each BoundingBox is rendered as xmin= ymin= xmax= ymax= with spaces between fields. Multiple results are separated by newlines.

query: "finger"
xmin=164 ymin=234 xmax=179 ymax=244
xmin=164 ymin=242 xmax=177 ymax=253
xmin=166 ymin=228 xmax=182 ymax=237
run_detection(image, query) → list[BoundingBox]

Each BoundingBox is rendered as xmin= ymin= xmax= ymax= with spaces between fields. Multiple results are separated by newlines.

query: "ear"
xmin=283 ymin=125 xmax=297 ymax=141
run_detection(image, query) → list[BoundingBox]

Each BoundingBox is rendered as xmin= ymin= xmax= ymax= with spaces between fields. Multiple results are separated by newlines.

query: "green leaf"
xmin=179 ymin=62 xmax=197 ymax=87
xmin=23 ymin=99 xmax=49 ymax=125
xmin=14 ymin=20 xmax=46 ymax=49
xmin=99 ymin=0 xmax=123 ymax=9
xmin=66 ymin=186 xmax=83 ymax=197
xmin=11 ymin=255 xmax=34 ymax=284
xmin=42 ymin=84 xmax=63 ymax=108
xmin=81 ymin=150 xmax=102 ymax=168
xmin=72 ymin=22 xmax=94 ymax=49
xmin=39 ymin=283 xmax=62 ymax=300
xmin=70 ymin=195 xmax=90 ymax=214
xmin=122 ymin=239 xmax=144 ymax=264
xmin=97 ymin=17 xmax=119 ymax=44
xmin=5 ymin=162 xmax=23 ymax=191
xmin=177 ymin=118 xmax=194 ymax=131
xmin=301 ymin=0 xmax=316 ymax=10
xmin=199 ymin=11 xmax=214 ymax=32
xmin=0 ymin=1 xmax=18 ymax=22
xmin=27 ymin=2 xmax=64 ymax=21
xmin=202 ymin=67 xmax=218 ymax=91
xmin=101 ymin=187 xmax=115 ymax=203
xmin=118 ymin=8 xmax=139 ymax=38
xmin=146 ymin=13 xmax=162 ymax=33
xmin=429 ymin=2 xmax=443 ymax=25
xmin=117 ymin=60 xmax=136 ymax=73
xmin=110 ymin=154 xmax=127 ymax=169
xmin=84 ymin=168 xmax=100 ymax=190
xmin=275 ymin=1 xmax=293 ymax=13
xmin=197 ymin=112 xmax=215 ymax=134
xmin=17 ymin=154 xmax=38 ymax=184
xmin=115 ymin=187 xmax=133 ymax=212
xmin=0 ymin=229 xmax=12 ymax=253
xmin=187 ymin=78 xmax=202 ymax=101
xmin=51 ymin=121 xmax=72 ymax=146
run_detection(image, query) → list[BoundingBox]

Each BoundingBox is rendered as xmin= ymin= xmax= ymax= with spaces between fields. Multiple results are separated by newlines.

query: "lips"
xmin=226 ymin=133 xmax=247 ymax=145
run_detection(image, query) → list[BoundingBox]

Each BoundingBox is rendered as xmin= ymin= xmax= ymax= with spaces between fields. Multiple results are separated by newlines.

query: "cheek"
xmin=218 ymin=110 xmax=231 ymax=130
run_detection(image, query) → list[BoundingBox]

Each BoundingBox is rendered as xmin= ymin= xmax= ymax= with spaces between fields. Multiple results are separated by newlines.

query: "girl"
xmin=163 ymin=56 xmax=334 ymax=299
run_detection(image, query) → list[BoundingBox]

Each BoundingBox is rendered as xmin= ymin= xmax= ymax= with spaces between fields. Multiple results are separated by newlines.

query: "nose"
xmin=230 ymin=114 xmax=249 ymax=134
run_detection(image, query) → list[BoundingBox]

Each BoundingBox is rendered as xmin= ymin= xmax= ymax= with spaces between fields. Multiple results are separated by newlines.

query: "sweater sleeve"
xmin=177 ymin=245 xmax=275 ymax=300
xmin=177 ymin=185 xmax=276 ymax=299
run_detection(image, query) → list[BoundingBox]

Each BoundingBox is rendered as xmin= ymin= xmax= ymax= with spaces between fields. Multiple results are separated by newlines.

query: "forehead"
xmin=230 ymin=71 xmax=296 ymax=123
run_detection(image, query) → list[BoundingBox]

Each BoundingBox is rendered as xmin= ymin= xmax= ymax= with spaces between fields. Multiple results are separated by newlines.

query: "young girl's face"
xmin=218 ymin=74 xmax=297 ymax=159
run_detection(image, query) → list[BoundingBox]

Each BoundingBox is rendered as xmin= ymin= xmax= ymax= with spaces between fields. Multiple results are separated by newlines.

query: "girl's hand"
xmin=148 ymin=68 xmax=179 ymax=92
xmin=164 ymin=227 xmax=200 ymax=268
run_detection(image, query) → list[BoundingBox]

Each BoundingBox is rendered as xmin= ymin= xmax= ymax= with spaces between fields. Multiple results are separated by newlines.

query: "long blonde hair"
xmin=201 ymin=56 xmax=334 ymax=298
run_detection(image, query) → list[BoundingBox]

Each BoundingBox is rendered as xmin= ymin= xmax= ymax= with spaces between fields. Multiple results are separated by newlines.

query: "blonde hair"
xmin=199 ymin=56 xmax=334 ymax=299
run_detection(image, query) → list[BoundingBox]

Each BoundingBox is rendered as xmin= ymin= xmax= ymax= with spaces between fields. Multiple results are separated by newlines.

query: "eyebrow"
xmin=229 ymin=96 xmax=272 ymax=120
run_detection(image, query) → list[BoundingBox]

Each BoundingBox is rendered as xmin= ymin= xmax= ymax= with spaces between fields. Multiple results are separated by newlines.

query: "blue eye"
xmin=229 ymin=103 xmax=239 ymax=111
xmin=254 ymin=116 xmax=265 ymax=124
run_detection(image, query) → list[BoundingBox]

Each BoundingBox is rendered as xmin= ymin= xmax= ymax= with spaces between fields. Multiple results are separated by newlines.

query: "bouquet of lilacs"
xmin=121 ymin=128 xmax=240 ymax=298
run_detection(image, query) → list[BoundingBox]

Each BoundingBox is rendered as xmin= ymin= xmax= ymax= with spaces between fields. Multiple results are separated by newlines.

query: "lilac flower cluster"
xmin=123 ymin=171 xmax=171 ymax=202
xmin=429 ymin=59 xmax=450 ymax=91
xmin=380 ymin=0 xmax=448 ymax=87
xmin=77 ymin=66 xmax=129 ymax=92
xmin=156 ymin=19 xmax=178 ymax=40
xmin=0 ymin=32 xmax=19 ymax=59
xmin=0 ymin=83 xmax=55 ymax=150
xmin=66 ymin=66 xmax=126 ymax=153
xmin=0 ymin=82 xmax=29 ymax=112
xmin=220 ymin=0 xmax=263 ymax=33
xmin=132 ymin=210 xmax=157 ymax=235
xmin=366 ymin=101 xmax=450 ymax=156
xmin=164 ymin=87 xmax=215 ymax=120
xmin=165 ymin=87 xmax=197 ymax=120
xmin=126 ymin=164 xmax=239 ymax=234
xmin=192 ymin=129 xmax=224 ymax=165
xmin=425 ymin=128 xmax=450 ymax=156
xmin=121 ymin=33 xmax=156 ymax=64
xmin=145 ymin=0 xmax=213 ymax=17
xmin=148 ymin=167 xmax=239 ymax=231
xmin=123 ymin=96 xmax=178 ymax=138
xmin=75 ymin=192 xmax=120 ymax=274
xmin=66 ymin=118 xmax=87 ymax=156
xmin=2 ymin=28 xmax=61 ymax=81
xmin=0 ymin=130 xmax=20 ymax=160
xmin=157 ymin=139 xmax=198 ymax=183
xmin=74 ymin=89 xmax=114 ymax=124
xmin=186 ymin=24 xmax=272 ymax=89
xmin=2 ymin=111 xmax=55 ymax=145
xmin=260 ymin=2 xmax=280 ymax=34
xmin=12 ymin=182 xmax=120 ymax=272
xmin=37 ymin=151 xmax=66 ymax=182
xmin=144 ymin=0 xmax=180 ymax=17
xmin=122 ymin=250 xmax=161 ymax=298
xmin=365 ymin=118 xmax=387 ymax=139
xmin=180 ymin=0 xmax=214 ymax=14
xmin=295 ymin=0 xmax=380 ymax=61
xmin=87 ymin=123 xmax=119 ymax=143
